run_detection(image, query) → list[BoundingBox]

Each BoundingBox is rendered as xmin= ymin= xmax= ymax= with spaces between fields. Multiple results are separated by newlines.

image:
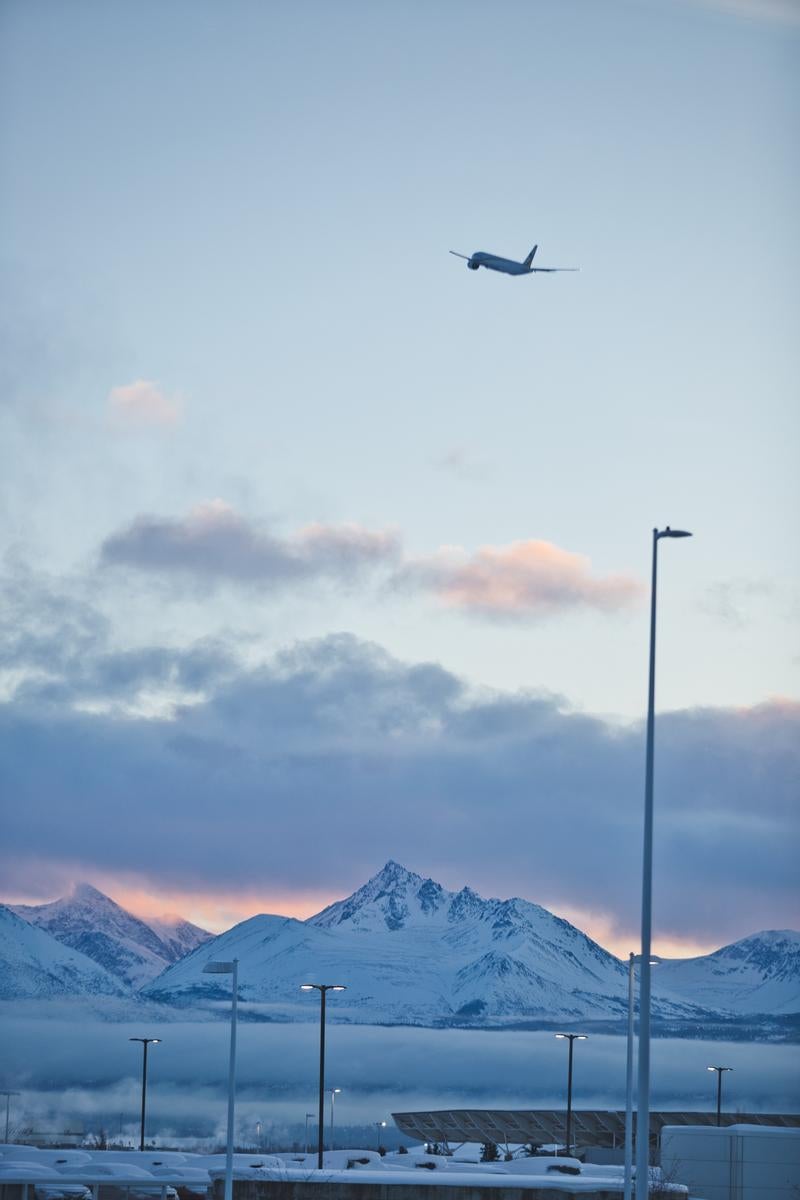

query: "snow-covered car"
xmin=0 ymin=1162 xmax=91 ymax=1200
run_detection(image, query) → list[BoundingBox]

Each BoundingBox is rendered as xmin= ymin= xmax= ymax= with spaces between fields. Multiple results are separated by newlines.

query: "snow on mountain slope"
xmin=145 ymin=914 xmax=213 ymax=961
xmin=11 ymin=883 xmax=211 ymax=989
xmin=657 ymin=930 xmax=800 ymax=1016
xmin=145 ymin=862 xmax=637 ymax=1022
xmin=146 ymin=862 xmax=798 ymax=1025
xmin=6 ymin=865 xmax=797 ymax=1025
xmin=0 ymin=904 xmax=128 ymax=999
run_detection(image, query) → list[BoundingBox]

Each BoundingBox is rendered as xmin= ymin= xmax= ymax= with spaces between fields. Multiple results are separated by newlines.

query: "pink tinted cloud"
xmin=408 ymin=539 xmax=642 ymax=619
xmin=108 ymin=379 xmax=182 ymax=427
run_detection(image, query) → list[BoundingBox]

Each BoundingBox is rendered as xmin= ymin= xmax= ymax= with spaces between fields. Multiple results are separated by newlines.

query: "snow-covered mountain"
xmin=143 ymin=861 xmax=711 ymax=1024
xmin=11 ymin=882 xmax=211 ymax=989
xmin=0 ymin=904 xmax=127 ymax=999
xmin=3 ymin=865 xmax=797 ymax=1027
xmin=657 ymin=930 xmax=800 ymax=1017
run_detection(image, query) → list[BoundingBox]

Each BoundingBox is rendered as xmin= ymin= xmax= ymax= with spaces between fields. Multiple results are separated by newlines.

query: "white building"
xmin=660 ymin=1123 xmax=800 ymax=1200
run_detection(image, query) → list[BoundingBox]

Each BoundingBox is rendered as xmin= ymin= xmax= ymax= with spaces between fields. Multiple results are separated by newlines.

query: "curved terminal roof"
xmin=391 ymin=1109 xmax=800 ymax=1148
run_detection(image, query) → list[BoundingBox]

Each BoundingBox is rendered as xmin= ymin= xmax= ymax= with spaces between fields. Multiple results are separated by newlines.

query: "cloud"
xmin=107 ymin=380 xmax=182 ymax=427
xmin=0 ymin=622 xmax=797 ymax=948
xmin=100 ymin=501 xmax=401 ymax=588
xmin=3 ymin=1021 xmax=798 ymax=1131
xmin=402 ymin=539 xmax=642 ymax=619
xmin=98 ymin=505 xmax=640 ymax=622
xmin=0 ymin=560 xmax=237 ymax=715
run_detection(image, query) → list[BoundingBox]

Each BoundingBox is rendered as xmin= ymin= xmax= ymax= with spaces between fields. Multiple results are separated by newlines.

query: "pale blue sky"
xmin=1 ymin=0 xmax=798 ymax=940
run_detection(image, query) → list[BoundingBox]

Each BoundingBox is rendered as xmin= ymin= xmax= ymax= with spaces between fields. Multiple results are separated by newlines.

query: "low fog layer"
xmin=2 ymin=1017 xmax=797 ymax=1142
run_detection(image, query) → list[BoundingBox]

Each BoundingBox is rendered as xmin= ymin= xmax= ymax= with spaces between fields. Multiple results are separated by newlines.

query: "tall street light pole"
xmin=129 ymin=1038 xmax=161 ymax=1151
xmin=636 ymin=525 xmax=692 ymax=1200
xmin=707 ymin=1066 xmax=733 ymax=1126
xmin=624 ymin=955 xmax=660 ymax=1200
xmin=300 ymin=983 xmax=346 ymax=1169
xmin=304 ymin=1113 xmax=314 ymax=1155
xmin=554 ymin=1033 xmax=587 ymax=1157
xmin=1 ymin=1091 xmax=20 ymax=1143
xmin=203 ymin=960 xmax=239 ymax=1200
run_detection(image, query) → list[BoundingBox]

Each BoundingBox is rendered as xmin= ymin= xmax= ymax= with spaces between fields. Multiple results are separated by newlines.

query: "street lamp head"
xmin=658 ymin=527 xmax=692 ymax=539
xmin=299 ymin=984 xmax=318 ymax=991
xmin=707 ymin=1065 xmax=733 ymax=1072
xmin=300 ymin=982 xmax=347 ymax=992
xmin=129 ymin=1037 xmax=161 ymax=1044
xmin=555 ymin=1032 xmax=588 ymax=1041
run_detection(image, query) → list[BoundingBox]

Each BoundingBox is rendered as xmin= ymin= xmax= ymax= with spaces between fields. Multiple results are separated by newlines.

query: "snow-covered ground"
xmin=0 ymin=1145 xmax=690 ymax=1195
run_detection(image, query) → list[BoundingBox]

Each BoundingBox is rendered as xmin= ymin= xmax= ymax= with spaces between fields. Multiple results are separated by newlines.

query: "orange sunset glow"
xmin=6 ymin=873 xmax=720 ymax=959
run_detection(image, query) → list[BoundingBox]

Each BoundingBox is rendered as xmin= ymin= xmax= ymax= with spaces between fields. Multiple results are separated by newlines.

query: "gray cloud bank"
xmin=2 ymin=1019 xmax=798 ymax=1134
xmin=100 ymin=501 xmax=401 ymax=588
xmin=1 ymin=570 xmax=797 ymax=947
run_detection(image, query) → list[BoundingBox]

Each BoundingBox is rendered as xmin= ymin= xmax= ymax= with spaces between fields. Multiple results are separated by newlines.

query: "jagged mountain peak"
xmin=309 ymin=861 xmax=451 ymax=931
xmin=306 ymin=861 xmax=608 ymax=960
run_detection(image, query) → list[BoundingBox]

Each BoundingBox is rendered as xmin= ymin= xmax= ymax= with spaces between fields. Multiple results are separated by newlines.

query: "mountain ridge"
xmin=143 ymin=861 xmax=800 ymax=1026
xmin=4 ymin=863 xmax=798 ymax=1029
xmin=11 ymin=881 xmax=212 ymax=989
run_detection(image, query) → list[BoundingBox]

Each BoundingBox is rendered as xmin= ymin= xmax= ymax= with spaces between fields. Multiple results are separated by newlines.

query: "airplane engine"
xmin=468 ymin=262 xmax=479 ymax=270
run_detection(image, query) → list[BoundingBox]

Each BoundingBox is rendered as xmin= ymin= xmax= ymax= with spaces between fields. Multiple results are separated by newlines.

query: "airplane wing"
xmin=449 ymin=251 xmax=471 ymax=260
xmin=530 ymin=267 xmax=579 ymax=273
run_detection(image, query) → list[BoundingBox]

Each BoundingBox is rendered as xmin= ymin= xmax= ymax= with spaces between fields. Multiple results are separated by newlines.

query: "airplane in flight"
xmin=449 ymin=244 xmax=578 ymax=276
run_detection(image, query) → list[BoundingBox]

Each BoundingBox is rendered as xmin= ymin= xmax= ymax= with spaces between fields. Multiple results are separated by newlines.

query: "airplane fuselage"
xmin=468 ymin=252 xmax=530 ymax=275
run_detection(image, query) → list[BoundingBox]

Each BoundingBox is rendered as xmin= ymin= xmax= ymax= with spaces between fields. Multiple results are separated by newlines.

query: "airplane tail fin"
xmin=523 ymin=245 xmax=538 ymax=269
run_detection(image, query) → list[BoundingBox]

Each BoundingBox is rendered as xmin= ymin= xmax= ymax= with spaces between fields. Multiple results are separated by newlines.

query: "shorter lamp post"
xmin=129 ymin=1038 xmax=161 ymax=1151
xmin=375 ymin=1120 xmax=387 ymax=1150
xmin=326 ymin=1088 xmax=342 ymax=1150
xmin=304 ymin=1113 xmax=315 ymax=1155
xmin=300 ymin=983 xmax=346 ymax=1169
xmin=203 ymin=959 xmax=239 ymax=1200
xmin=555 ymin=1033 xmax=587 ymax=1157
xmin=707 ymin=1066 xmax=733 ymax=1126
